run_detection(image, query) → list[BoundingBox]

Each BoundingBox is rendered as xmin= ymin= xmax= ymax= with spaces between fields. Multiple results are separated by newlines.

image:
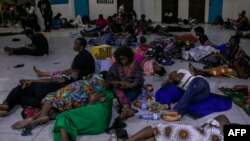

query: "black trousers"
xmin=4 ymin=82 xmax=67 ymax=111
xmin=13 ymin=47 xmax=45 ymax=56
xmin=44 ymin=16 xmax=52 ymax=31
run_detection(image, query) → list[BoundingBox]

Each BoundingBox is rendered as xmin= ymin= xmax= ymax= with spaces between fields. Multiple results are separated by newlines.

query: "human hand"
xmin=120 ymin=81 xmax=132 ymax=89
xmin=20 ymin=79 xmax=33 ymax=89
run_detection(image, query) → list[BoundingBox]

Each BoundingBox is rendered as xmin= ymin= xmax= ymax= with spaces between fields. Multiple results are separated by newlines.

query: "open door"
xmin=162 ymin=0 xmax=178 ymax=23
xmin=208 ymin=0 xmax=223 ymax=23
xmin=74 ymin=0 xmax=89 ymax=17
xmin=189 ymin=0 xmax=205 ymax=23
xmin=117 ymin=0 xmax=133 ymax=14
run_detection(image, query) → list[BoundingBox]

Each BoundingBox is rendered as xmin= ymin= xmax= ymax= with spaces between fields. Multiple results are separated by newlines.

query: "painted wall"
xmin=34 ymin=0 xmax=250 ymax=26
xmin=222 ymin=0 xmax=250 ymax=20
xmin=35 ymin=0 xmax=75 ymax=29
xmin=178 ymin=0 xmax=189 ymax=20
xmin=89 ymin=0 xmax=117 ymax=20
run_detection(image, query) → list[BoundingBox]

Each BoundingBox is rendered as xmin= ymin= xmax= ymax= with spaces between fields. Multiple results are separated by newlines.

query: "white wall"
xmin=222 ymin=0 xmax=250 ymax=20
xmin=35 ymin=0 xmax=75 ymax=30
xmin=178 ymin=0 xmax=189 ymax=20
xmin=89 ymin=0 xmax=117 ymax=20
xmin=34 ymin=0 xmax=250 ymax=26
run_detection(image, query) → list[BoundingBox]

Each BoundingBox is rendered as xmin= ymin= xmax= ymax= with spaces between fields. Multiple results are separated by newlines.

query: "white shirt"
xmin=177 ymin=69 xmax=206 ymax=90
xmin=26 ymin=6 xmax=35 ymax=15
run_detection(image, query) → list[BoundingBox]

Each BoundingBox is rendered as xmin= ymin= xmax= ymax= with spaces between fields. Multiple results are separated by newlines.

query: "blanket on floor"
xmin=53 ymin=89 xmax=114 ymax=141
xmin=155 ymin=85 xmax=232 ymax=119
xmin=219 ymin=87 xmax=250 ymax=116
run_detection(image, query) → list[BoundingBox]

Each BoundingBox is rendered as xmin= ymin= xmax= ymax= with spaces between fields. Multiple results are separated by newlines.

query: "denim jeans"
xmin=173 ymin=77 xmax=210 ymax=115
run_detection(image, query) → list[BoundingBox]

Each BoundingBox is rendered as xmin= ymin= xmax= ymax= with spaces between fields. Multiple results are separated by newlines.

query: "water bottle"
xmin=138 ymin=113 xmax=160 ymax=120
xmin=109 ymin=129 xmax=117 ymax=141
xmin=141 ymin=89 xmax=147 ymax=111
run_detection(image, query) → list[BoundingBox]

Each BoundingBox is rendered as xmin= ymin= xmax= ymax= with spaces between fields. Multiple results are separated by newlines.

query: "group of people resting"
xmin=0 ymin=35 xmax=246 ymax=140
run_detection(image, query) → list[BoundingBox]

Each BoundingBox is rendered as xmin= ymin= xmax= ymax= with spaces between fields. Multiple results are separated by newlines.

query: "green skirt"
xmin=53 ymin=89 xmax=114 ymax=141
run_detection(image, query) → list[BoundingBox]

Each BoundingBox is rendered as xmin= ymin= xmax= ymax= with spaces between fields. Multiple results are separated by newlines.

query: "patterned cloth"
xmin=219 ymin=87 xmax=250 ymax=115
xmin=208 ymin=66 xmax=237 ymax=77
xmin=152 ymin=119 xmax=223 ymax=141
xmin=43 ymin=75 xmax=106 ymax=112
xmin=107 ymin=61 xmax=144 ymax=104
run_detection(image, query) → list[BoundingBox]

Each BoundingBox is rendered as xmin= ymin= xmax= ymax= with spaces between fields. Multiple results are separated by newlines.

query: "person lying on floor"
xmin=4 ymin=29 xmax=49 ymax=56
xmin=11 ymin=74 xmax=107 ymax=130
xmin=189 ymin=47 xmax=250 ymax=79
xmin=200 ymin=34 xmax=241 ymax=66
xmin=122 ymin=114 xmax=231 ymax=141
xmin=133 ymin=36 xmax=166 ymax=76
xmin=160 ymin=68 xmax=210 ymax=122
xmin=0 ymin=70 xmax=81 ymax=117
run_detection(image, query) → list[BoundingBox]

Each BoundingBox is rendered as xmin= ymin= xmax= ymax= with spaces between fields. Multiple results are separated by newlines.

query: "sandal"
xmin=120 ymin=105 xmax=135 ymax=120
xmin=162 ymin=114 xmax=182 ymax=122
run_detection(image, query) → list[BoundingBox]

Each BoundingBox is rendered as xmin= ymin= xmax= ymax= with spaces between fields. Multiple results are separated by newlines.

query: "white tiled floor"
xmin=0 ymin=24 xmax=250 ymax=141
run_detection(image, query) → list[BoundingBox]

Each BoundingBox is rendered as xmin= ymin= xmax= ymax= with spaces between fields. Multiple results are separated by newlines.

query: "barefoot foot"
xmin=33 ymin=66 xmax=43 ymax=77
xmin=188 ymin=63 xmax=196 ymax=76
xmin=30 ymin=116 xmax=49 ymax=128
xmin=11 ymin=118 xmax=33 ymax=130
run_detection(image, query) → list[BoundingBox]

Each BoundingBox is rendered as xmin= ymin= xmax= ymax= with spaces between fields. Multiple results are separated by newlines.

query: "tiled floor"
xmin=0 ymin=24 xmax=250 ymax=141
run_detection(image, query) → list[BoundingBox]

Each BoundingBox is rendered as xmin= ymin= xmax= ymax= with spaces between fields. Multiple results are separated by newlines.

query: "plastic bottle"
xmin=138 ymin=113 xmax=161 ymax=120
xmin=140 ymin=89 xmax=147 ymax=111
xmin=109 ymin=129 xmax=117 ymax=141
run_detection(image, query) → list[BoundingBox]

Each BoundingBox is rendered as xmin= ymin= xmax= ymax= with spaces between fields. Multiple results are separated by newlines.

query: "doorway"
xmin=208 ymin=0 xmax=223 ymax=23
xmin=162 ymin=0 xmax=178 ymax=23
xmin=74 ymin=0 xmax=89 ymax=17
xmin=117 ymin=0 xmax=133 ymax=14
xmin=189 ymin=0 xmax=205 ymax=23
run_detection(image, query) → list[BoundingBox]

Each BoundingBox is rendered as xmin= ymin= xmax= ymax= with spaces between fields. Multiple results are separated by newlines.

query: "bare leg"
xmin=189 ymin=63 xmax=211 ymax=76
xmin=214 ymin=115 xmax=230 ymax=130
xmin=29 ymin=103 xmax=51 ymax=127
xmin=4 ymin=47 xmax=14 ymax=55
xmin=127 ymin=126 xmax=155 ymax=141
xmin=33 ymin=66 xmax=51 ymax=77
xmin=60 ymin=128 xmax=69 ymax=141
xmin=0 ymin=103 xmax=9 ymax=110
xmin=11 ymin=112 xmax=41 ymax=130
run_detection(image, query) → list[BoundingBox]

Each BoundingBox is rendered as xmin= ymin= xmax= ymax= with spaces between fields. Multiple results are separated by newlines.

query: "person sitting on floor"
xmin=11 ymin=74 xmax=107 ymax=130
xmin=235 ymin=10 xmax=249 ymax=31
xmin=200 ymin=34 xmax=241 ymax=66
xmin=160 ymin=68 xmax=210 ymax=122
xmin=106 ymin=47 xmax=144 ymax=120
xmin=83 ymin=14 xmax=108 ymax=34
xmin=33 ymin=37 xmax=95 ymax=80
xmin=4 ymin=29 xmax=49 ymax=56
xmin=194 ymin=26 xmax=216 ymax=47
xmin=122 ymin=115 xmax=231 ymax=141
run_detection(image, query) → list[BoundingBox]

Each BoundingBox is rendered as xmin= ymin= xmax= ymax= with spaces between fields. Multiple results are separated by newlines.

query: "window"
xmin=97 ymin=0 xmax=114 ymax=4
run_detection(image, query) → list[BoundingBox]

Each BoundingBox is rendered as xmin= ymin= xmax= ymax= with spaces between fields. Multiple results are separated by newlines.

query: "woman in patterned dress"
xmin=107 ymin=47 xmax=144 ymax=119
xmin=11 ymin=74 xmax=107 ymax=130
